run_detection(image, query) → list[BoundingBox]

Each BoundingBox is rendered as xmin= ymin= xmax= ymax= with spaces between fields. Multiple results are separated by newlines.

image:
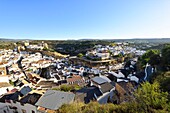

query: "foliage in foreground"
xmin=154 ymin=71 xmax=170 ymax=92
xmin=55 ymin=82 xmax=170 ymax=113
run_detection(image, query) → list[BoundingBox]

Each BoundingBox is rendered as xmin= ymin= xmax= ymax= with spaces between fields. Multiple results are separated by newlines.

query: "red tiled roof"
xmin=6 ymin=88 xmax=18 ymax=94
xmin=67 ymin=75 xmax=82 ymax=83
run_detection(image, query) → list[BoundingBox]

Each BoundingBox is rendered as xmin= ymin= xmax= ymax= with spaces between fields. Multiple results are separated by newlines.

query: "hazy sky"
xmin=0 ymin=0 xmax=170 ymax=40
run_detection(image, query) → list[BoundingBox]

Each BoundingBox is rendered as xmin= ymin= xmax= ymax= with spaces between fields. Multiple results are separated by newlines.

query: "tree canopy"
xmin=138 ymin=49 xmax=160 ymax=69
xmin=77 ymin=53 xmax=84 ymax=58
xmin=135 ymin=82 xmax=169 ymax=110
xmin=162 ymin=45 xmax=170 ymax=66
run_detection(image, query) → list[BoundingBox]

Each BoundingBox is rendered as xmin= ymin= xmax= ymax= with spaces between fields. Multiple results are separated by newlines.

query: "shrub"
xmin=52 ymin=84 xmax=81 ymax=92
xmin=77 ymin=53 xmax=84 ymax=58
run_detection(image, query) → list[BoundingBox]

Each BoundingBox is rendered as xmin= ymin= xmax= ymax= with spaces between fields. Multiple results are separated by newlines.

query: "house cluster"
xmin=26 ymin=41 xmax=49 ymax=50
xmin=0 ymin=42 xmax=146 ymax=113
xmin=85 ymin=43 xmax=146 ymax=60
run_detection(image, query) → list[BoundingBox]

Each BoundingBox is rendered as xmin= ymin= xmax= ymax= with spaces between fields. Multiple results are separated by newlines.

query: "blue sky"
xmin=0 ymin=0 xmax=170 ymax=40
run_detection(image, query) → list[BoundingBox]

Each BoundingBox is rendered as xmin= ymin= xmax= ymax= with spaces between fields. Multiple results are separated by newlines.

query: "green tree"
xmin=162 ymin=45 xmax=170 ymax=66
xmin=135 ymin=82 xmax=169 ymax=110
xmin=77 ymin=53 xmax=84 ymax=58
xmin=138 ymin=49 xmax=160 ymax=68
xmin=148 ymin=54 xmax=161 ymax=66
xmin=109 ymin=43 xmax=116 ymax=47
xmin=142 ymin=49 xmax=159 ymax=61
xmin=154 ymin=71 xmax=170 ymax=92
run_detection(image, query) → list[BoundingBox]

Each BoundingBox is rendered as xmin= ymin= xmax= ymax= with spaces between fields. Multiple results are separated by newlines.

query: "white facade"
xmin=0 ymin=87 xmax=14 ymax=96
xmin=97 ymin=88 xmax=115 ymax=104
xmin=0 ymin=76 xmax=9 ymax=83
xmin=96 ymin=53 xmax=110 ymax=60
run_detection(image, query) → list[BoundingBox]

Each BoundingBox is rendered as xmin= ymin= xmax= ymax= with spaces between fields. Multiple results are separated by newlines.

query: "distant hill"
xmin=0 ymin=38 xmax=31 ymax=42
xmin=78 ymin=38 xmax=170 ymax=44
xmin=112 ymin=38 xmax=170 ymax=43
xmin=1 ymin=38 xmax=170 ymax=43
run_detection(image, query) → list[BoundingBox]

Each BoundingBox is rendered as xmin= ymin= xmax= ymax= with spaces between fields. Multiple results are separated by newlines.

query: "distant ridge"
xmin=0 ymin=38 xmax=31 ymax=41
xmin=0 ymin=37 xmax=170 ymax=43
xmin=79 ymin=38 xmax=170 ymax=40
